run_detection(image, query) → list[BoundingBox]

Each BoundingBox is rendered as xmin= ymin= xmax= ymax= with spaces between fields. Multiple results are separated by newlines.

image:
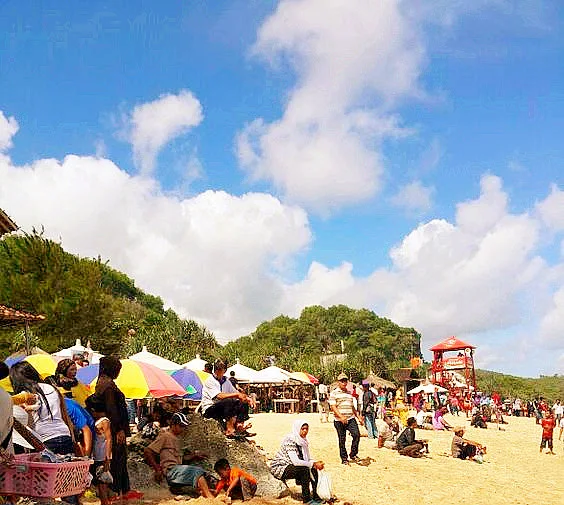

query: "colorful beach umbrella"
xmin=76 ymin=359 xmax=186 ymax=399
xmin=0 ymin=354 xmax=60 ymax=392
xmin=170 ymin=368 xmax=210 ymax=400
xmin=290 ymin=371 xmax=320 ymax=385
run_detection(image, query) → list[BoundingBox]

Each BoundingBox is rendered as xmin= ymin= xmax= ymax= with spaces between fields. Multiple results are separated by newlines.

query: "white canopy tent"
xmin=182 ymin=354 xmax=208 ymax=371
xmin=252 ymin=365 xmax=308 ymax=384
xmin=53 ymin=339 xmax=103 ymax=364
xmin=407 ymin=383 xmax=449 ymax=395
xmin=226 ymin=359 xmax=258 ymax=382
xmin=129 ymin=345 xmax=183 ymax=371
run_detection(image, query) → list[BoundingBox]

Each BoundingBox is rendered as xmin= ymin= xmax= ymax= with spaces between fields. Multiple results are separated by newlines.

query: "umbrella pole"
xmin=24 ymin=319 xmax=31 ymax=356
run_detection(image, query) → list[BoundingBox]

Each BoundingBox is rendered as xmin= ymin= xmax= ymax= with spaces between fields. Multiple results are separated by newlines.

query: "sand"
xmin=137 ymin=412 xmax=564 ymax=505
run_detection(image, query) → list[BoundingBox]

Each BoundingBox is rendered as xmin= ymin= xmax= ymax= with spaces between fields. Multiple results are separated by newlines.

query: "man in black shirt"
xmin=396 ymin=417 xmax=428 ymax=457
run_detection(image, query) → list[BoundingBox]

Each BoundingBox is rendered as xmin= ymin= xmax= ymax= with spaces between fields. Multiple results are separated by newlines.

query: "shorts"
xmin=540 ymin=437 xmax=553 ymax=449
xmin=166 ymin=465 xmax=205 ymax=488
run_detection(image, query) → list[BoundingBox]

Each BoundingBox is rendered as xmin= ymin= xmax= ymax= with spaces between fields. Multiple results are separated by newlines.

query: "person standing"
xmin=328 ymin=373 xmax=363 ymax=465
xmin=360 ymin=381 xmax=377 ymax=439
xmin=540 ymin=411 xmax=556 ymax=455
xmin=95 ymin=356 xmax=143 ymax=500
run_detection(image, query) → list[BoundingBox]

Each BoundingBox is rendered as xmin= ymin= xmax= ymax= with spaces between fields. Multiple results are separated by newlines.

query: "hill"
xmin=476 ymin=369 xmax=564 ymax=402
xmin=222 ymin=305 xmax=423 ymax=383
xmin=0 ymin=231 xmax=218 ymax=362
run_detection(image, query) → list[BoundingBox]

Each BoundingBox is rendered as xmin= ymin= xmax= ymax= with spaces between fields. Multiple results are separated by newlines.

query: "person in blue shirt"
xmin=64 ymin=397 xmax=94 ymax=457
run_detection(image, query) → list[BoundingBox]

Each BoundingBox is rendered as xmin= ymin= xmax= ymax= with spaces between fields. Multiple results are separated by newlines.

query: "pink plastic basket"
xmin=0 ymin=453 xmax=92 ymax=498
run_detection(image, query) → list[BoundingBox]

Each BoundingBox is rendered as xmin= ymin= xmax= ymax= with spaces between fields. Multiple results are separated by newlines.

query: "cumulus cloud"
xmin=391 ymin=180 xmax=435 ymax=214
xmin=277 ymin=174 xmax=560 ymax=373
xmin=536 ymin=184 xmax=564 ymax=232
xmin=237 ymin=0 xmax=424 ymax=212
xmin=0 ymin=111 xmax=19 ymax=152
xmin=125 ymin=90 xmax=204 ymax=174
xmin=0 ymin=150 xmax=311 ymax=341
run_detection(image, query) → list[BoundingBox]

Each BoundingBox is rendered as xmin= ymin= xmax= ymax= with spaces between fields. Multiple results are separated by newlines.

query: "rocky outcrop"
xmin=127 ymin=413 xmax=287 ymax=498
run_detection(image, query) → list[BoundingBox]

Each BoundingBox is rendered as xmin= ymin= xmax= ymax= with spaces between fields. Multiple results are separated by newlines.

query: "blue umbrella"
xmin=171 ymin=368 xmax=208 ymax=400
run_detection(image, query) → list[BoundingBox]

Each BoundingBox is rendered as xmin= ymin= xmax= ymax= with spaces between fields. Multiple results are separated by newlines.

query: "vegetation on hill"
xmin=222 ymin=305 xmax=423 ymax=383
xmin=476 ymin=369 xmax=564 ymax=402
xmin=0 ymin=232 xmax=217 ymax=361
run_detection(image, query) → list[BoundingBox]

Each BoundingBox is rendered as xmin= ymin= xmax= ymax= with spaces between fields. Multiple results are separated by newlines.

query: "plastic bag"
xmin=316 ymin=470 xmax=332 ymax=501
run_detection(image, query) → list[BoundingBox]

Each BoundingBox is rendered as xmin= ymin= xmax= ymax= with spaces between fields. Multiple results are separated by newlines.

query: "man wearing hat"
xmin=144 ymin=412 xmax=215 ymax=498
xmin=328 ymin=372 xmax=364 ymax=465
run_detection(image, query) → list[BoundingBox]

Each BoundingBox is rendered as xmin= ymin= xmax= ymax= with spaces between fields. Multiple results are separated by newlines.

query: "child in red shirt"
xmin=214 ymin=458 xmax=257 ymax=501
xmin=540 ymin=411 xmax=556 ymax=454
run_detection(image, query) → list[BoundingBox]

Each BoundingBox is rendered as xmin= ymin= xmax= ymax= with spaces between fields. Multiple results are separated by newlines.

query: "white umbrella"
xmin=407 ymin=383 xmax=449 ymax=395
xmin=182 ymin=354 xmax=208 ymax=371
xmin=53 ymin=339 xmax=103 ymax=364
xmin=226 ymin=359 xmax=259 ymax=382
xmin=129 ymin=345 xmax=183 ymax=371
xmin=252 ymin=365 xmax=297 ymax=384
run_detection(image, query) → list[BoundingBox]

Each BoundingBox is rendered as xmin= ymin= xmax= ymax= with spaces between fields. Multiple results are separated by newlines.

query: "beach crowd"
xmin=0 ymin=357 xmax=562 ymax=505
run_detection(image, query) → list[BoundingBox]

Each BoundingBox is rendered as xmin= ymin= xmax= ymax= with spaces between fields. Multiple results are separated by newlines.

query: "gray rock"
xmin=127 ymin=414 xmax=286 ymax=499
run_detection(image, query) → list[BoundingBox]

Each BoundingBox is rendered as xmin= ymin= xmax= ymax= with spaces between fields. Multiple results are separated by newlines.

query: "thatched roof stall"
xmin=0 ymin=208 xmax=17 ymax=237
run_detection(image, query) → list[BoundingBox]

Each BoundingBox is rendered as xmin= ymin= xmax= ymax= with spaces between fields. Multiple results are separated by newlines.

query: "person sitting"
xmin=375 ymin=415 xmax=397 ymax=449
xmin=214 ymin=457 xmax=257 ymax=501
xmin=396 ymin=417 xmax=428 ymax=458
xmin=271 ymin=419 xmax=324 ymax=504
xmin=451 ymin=426 xmax=485 ymax=462
xmin=144 ymin=412 xmax=214 ymax=498
xmin=471 ymin=410 xmax=488 ymax=429
xmin=433 ymin=406 xmax=453 ymax=430
xmin=415 ymin=406 xmax=434 ymax=430
xmin=201 ymin=359 xmax=255 ymax=437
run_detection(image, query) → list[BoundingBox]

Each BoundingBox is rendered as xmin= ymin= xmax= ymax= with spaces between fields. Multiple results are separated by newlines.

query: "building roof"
xmin=0 ymin=209 xmax=18 ymax=237
xmin=430 ymin=336 xmax=475 ymax=352
xmin=0 ymin=305 xmax=46 ymax=324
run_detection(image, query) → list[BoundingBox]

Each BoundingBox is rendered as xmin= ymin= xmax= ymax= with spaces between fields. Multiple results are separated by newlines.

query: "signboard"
xmin=442 ymin=356 xmax=472 ymax=370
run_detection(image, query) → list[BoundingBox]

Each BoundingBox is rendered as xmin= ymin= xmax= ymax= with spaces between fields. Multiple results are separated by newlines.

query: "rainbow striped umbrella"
xmin=77 ymin=359 xmax=186 ymax=399
xmin=170 ymin=368 xmax=210 ymax=400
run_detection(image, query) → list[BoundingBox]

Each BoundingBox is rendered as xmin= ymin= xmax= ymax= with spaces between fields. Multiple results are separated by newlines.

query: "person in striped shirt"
xmin=329 ymin=373 xmax=364 ymax=465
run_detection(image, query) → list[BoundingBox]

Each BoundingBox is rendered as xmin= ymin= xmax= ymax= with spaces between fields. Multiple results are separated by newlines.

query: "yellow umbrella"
xmin=0 ymin=354 xmax=59 ymax=392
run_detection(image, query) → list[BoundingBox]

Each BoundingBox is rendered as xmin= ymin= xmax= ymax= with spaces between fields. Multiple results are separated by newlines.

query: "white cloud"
xmin=391 ymin=180 xmax=434 ymax=214
xmin=539 ymin=287 xmax=564 ymax=347
xmin=126 ymin=90 xmax=204 ymax=175
xmin=536 ymin=184 xmax=564 ymax=232
xmin=237 ymin=0 xmax=425 ymax=212
xmin=0 ymin=151 xmax=311 ymax=341
xmin=0 ymin=112 xmax=19 ymax=152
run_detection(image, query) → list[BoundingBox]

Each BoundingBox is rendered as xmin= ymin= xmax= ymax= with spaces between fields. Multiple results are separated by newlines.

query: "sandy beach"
xmin=139 ymin=412 xmax=564 ymax=505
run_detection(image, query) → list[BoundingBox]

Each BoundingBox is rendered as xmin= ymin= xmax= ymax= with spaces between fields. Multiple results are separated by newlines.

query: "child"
xmin=86 ymin=394 xmax=113 ymax=505
xmin=540 ymin=411 xmax=556 ymax=455
xmin=214 ymin=458 xmax=257 ymax=501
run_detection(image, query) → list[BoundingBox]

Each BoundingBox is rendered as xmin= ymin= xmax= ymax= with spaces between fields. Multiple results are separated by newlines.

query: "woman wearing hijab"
xmin=52 ymin=358 xmax=90 ymax=406
xmin=95 ymin=356 xmax=143 ymax=501
xmin=271 ymin=420 xmax=325 ymax=505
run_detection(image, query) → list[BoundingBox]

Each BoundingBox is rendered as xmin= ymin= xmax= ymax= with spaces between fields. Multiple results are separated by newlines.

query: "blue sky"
xmin=1 ymin=1 xmax=563 ymax=376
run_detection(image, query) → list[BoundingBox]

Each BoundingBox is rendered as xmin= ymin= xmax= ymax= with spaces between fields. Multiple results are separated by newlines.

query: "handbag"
xmin=316 ymin=470 xmax=332 ymax=501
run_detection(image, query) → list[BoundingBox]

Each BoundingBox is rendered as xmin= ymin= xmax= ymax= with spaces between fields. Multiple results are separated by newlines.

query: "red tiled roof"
xmin=0 ymin=209 xmax=18 ymax=236
xmin=0 ymin=305 xmax=46 ymax=322
xmin=430 ymin=336 xmax=475 ymax=352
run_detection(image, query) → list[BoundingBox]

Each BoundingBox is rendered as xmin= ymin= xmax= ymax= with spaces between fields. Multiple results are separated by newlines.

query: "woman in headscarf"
xmin=52 ymin=358 xmax=90 ymax=406
xmin=270 ymin=419 xmax=325 ymax=504
xmin=95 ymin=356 xmax=143 ymax=501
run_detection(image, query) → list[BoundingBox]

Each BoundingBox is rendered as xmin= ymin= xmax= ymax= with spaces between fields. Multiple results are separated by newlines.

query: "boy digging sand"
xmin=214 ymin=458 xmax=257 ymax=501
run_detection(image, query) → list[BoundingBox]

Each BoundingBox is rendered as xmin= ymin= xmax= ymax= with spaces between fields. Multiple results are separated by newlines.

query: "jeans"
xmin=334 ymin=418 xmax=360 ymax=462
xmin=364 ymin=412 xmax=377 ymax=439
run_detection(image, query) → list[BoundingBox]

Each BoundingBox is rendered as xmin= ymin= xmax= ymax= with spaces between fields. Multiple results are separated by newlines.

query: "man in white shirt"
xmin=201 ymin=360 xmax=254 ymax=437
xmin=329 ymin=372 xmax=363 ymax=465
